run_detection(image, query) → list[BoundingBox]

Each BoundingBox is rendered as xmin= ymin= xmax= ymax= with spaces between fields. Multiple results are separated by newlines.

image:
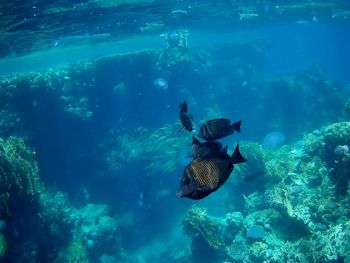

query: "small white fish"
xmin=171 ymin=9 xmax=188 ymax=15
xmin=296 ymin=20 xmax=312 ymax=26
xmin=138 ymin=192 xmax=144 ymax=207
xmin=138 ymin=22 xmax=165 ymax=33
xmin=239 ymin=12 xmax=259 ymax=21
xmin=332 ymin=11 xmax=350 ymax=20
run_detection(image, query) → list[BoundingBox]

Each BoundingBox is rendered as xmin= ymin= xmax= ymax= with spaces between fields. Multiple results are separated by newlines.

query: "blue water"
xmin=1 ymin=1 xmax=350 ymax=262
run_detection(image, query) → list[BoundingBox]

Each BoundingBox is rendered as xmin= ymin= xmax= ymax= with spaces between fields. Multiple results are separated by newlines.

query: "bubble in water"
xmin=153 ymin=78 xmax=168 ymax=90
xmin=262 ymin=131 xmax=285 ymax=150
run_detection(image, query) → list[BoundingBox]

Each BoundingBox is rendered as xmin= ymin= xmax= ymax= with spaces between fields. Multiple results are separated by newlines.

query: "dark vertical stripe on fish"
xmin=202 ymin=123 xmax=209 ymax=137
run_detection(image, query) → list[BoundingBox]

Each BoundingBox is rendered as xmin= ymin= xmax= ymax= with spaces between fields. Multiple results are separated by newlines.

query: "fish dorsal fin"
xmin=230 ymin=144 xmax=247 ymax=164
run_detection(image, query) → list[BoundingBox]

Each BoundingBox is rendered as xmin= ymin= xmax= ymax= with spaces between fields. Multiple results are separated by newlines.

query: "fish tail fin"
xmin=230 ymin=144 xmax=247 ymax=164
xmin=230 ymin=120 xmax=241 ymax=133
xmin=179 ymin=100 xmax=187 ymax=111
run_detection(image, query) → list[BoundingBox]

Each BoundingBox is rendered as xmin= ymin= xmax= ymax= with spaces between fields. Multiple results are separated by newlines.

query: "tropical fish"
xmin=197 ymin=118 xmax=241 ymax=141
xmin=191 ymin=136 xmax=224 ymax=159
xmin=179 ymin=100 xmax=194 ymax=132
xmin=177 ymin=144 xmax=246 ymax=200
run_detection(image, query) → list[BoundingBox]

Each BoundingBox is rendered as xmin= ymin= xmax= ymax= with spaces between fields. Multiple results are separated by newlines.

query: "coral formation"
xmin=39 ymin=190 xmax=121 ymax=262
xmin=66 ymin=238 xmax=90 ymax=263
xmin=0 ymin=37 xmax=348 ymax=262
xmin=303 ymin=122 xmax=350 ymax=194
xmin=182 ymin=206 xmax=225 ymax=249
xmin=183 ymin=122 xmax=350 ymax=263
xmin=0 ymin=136 xmax=42 ymax=215
xmin=0 ymin=136 xmax=44 ymax=261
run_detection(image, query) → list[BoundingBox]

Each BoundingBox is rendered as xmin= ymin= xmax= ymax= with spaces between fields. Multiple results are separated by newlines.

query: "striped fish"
xmin=198 ymin=118 xmax=241 ymax=141
xmin=191 ymin=136 xmax=223 ymax=159
xmin=178 ymin=144 xmax=246 ymax=200
xmin=188 ymin=158 xmax=231 ymax=190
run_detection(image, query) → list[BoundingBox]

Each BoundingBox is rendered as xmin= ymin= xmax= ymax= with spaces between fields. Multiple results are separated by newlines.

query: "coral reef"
xmin=0 ymin=136 xmax=42 ymax=215
xmin=39 ymin=190 xmax=121 ymax=262
xmin=66 ymin=238 xmax=90 ymax=263
xmin=303 ymin=122 xmax=350 ymax=194
xmin=235 ymin=142 xmax=266 ymax=184
xmin=183 ymin=122 xmax=350 ymax=263
xmin=0 ymin=135 xmax=122 ymax=262
xmin=0 ymin=136 xmax=45 ymax=261
xmin=0 ymin=37 xmax=349 ymax=263
xmin=182 ymin=206 xmax=225 ymax=249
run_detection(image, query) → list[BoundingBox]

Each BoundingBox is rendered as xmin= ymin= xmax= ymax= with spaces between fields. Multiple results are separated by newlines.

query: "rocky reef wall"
xmin=0 ymin=42 xmax=349 ymax=262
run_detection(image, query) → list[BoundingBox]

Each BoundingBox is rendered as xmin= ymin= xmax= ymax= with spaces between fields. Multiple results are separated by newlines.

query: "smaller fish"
xmin=178 ymin=144 xmax=246 ymax=200
xmin=179 ymin=100 xmax=194 ymax=132
xmin=198 ymin=118 xmax=241 ymax=141
xmin=191 ymin=136 xmax=224 ymax=159
xmin=171 ymin=9 xmax=188 ymax=15
xmin=138 ymin=191 xmax=144 ymax=207
xmin=239 ymin=12 xmax=259 ymax=21
xmin=139 ymin=22 xmax=165 ymax=33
